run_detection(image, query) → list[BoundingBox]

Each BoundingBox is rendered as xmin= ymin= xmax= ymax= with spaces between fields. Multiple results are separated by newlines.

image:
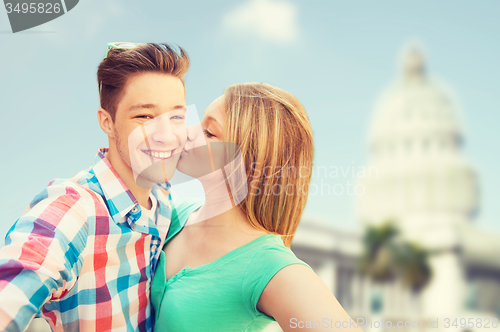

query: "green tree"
xmin=358 ymin=221 xmax=431 ymax=292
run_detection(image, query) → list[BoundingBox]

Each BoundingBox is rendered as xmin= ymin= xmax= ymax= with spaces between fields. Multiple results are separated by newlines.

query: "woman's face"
xmin=176 ymin=96 xmax=226 ymax=177
xmin=200 ymin=95 xmax=225 ymax=142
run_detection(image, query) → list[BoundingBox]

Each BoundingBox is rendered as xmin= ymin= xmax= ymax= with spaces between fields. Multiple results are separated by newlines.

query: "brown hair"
xmin=223 ymin=83 xmax=314 ymax=247
xmin=97 ymin=43 xmax=189 ymax=121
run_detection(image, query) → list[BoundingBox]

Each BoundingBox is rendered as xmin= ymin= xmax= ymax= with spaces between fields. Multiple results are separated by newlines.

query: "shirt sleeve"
xmin=0 ymin=183 xmax=90 ymax=332
xmin=241 ymin=244 xmax=312 ymax=318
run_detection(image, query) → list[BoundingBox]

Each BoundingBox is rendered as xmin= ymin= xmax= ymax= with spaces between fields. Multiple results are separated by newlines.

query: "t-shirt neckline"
xmin=165 ymin=233 xmax=281 ymax=285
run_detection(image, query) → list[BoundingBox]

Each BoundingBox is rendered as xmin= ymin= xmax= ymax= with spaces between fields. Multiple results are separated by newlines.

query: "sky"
xmin=0 ymin=0 xmax=499 ymax=242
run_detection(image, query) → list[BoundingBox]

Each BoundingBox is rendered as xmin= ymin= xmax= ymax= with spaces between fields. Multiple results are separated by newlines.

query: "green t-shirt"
xmin=151 ymin=199 xmax=311 ymax=332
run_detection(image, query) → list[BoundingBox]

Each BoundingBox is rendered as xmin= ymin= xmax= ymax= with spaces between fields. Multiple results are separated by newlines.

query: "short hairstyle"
xmin=223 ymin=83 xmax=314 ymax=248
xmin=97 ymin=43 xmax=189 ymax=121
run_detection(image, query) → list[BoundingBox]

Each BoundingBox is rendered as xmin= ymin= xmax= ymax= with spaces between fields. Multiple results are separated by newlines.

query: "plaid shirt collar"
xmin=90 ymin=148 xmax=172 ymax=226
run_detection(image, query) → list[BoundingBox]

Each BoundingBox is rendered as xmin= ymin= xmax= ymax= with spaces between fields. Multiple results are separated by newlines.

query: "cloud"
xmin=222 ymin=0 xmax=299 ymax=43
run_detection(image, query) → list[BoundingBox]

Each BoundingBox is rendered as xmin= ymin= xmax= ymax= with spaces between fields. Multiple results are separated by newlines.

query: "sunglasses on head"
xmin=104 ymin=42 xmax=140 ymax=58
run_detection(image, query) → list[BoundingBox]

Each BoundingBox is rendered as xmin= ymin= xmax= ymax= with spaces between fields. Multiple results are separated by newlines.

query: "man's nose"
xmin=186 ymin=125 xmax=199 ymax=142
xmin=149 ymin=116 xmax=176 ymax=144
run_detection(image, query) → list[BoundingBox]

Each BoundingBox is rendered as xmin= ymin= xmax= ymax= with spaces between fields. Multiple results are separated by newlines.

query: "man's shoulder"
xmin=11 ymin=176 xmax=104 ymax=238
xmin=27 ymin=168 xmax=106 ymax=214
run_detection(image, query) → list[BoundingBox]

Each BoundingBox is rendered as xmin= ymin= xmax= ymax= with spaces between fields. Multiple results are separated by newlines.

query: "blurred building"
xmin=268 ymin=47 xmax=500 ymax=332
xmin=359 ymin=46 xmax=476 ymax=323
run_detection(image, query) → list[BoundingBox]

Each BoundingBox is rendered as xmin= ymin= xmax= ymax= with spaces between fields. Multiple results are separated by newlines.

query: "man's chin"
xmin=134 ymin=162 xmax=176 ymax=189
xmin=135 ymin=176 xmax=155 ymax=189
xmin=176 ymin=158 xmax=188 ymax=173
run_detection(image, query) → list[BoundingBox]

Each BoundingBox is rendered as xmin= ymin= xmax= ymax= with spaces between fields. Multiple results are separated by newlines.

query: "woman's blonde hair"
xmin=223 ymin=83 xmax=314 ymax=248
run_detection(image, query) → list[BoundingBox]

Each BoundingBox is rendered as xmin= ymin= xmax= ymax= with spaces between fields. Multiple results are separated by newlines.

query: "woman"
xmin=152 ymin=83 xmax=362 ymax=332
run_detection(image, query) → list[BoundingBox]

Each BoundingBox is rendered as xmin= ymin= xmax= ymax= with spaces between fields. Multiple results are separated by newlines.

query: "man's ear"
xmin=97 ymin=108 xmax=114 ymax=138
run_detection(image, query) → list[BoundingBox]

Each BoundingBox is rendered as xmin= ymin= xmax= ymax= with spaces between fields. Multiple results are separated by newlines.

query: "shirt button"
xmin=131 ymin=206 xmax=138 ymax=213
xmin=151 ymin=245 xmax=158 ymax=251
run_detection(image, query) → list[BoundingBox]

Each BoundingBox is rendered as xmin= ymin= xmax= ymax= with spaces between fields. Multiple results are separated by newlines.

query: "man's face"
xmin=111 ymin=72 xmax=187 ymax=187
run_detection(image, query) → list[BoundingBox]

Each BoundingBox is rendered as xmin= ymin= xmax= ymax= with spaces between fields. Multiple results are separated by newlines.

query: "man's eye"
xmin=203 ymin=129 xmax=215 ymax=138
xmin=136 ymin=115 xmax=153 ymax=119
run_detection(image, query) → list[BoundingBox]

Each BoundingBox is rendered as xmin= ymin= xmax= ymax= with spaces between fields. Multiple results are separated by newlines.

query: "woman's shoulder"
xmin=173 ymin=197 xmax=204 ymax=214
xmin=172 ymin=197 xmax=204 ymax=224
xmin=165 ymin=197 xmax=204 ymax=243
xmin=241 ymin=234 xmax=312 ymax=316
xmin=246 ymin=234 xmax=311 ymax=272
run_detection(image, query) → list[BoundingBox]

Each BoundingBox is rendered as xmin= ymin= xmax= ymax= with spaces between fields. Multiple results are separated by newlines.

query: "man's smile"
xmin=142 ymin=149 xmax=176 ymax=159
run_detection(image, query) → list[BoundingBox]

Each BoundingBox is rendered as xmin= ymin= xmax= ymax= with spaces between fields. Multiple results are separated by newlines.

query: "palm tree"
xmin=358 ymin=221 xmax=431 ymax=291
xmin=393 ymin=241 xmax=431 ymax=292
xmin=358 ymin=221 xmax=399 ymax=282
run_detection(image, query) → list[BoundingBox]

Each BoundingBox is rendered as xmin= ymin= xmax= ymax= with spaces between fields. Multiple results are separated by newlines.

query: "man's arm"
xmin=0 ymin=184 xmax=89 ymax=332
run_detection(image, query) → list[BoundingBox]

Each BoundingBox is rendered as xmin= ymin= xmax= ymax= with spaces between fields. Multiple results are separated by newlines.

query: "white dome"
xmin=369 ymin=48 xmax=462 ymax=156
xmin=358 ymin=46 xmax=478 ymax=230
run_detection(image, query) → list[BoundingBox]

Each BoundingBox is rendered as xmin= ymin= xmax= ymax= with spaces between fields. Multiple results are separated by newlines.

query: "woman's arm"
xmin=257 ymin=264 xmax=364 ymax=332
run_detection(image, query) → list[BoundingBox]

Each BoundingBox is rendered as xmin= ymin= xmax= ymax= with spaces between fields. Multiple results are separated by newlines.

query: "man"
xmin=0 ymin=42 xmax=189 ymax=331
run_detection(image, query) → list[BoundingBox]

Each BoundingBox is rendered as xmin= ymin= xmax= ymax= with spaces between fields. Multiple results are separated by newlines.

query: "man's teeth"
xmin=146 ymin=150 xmax=172 ymax=158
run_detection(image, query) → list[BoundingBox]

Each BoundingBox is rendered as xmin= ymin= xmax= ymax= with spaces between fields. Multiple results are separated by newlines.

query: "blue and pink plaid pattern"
xmin=0 ymin=148 xmax=173 ymax=331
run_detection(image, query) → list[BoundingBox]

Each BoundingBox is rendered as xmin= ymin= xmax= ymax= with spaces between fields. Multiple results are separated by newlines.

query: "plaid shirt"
xmin=0 ymin=148 xmax=173 ymax=332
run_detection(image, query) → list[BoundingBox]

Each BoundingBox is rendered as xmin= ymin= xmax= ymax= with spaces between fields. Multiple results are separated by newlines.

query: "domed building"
xmin=359 ymin=46 xmax=478 ymax=322
xmin=360 ymin=47 xmax=477 ymax=245
xmin=281 ymin=46 xmax=500 ymax=332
